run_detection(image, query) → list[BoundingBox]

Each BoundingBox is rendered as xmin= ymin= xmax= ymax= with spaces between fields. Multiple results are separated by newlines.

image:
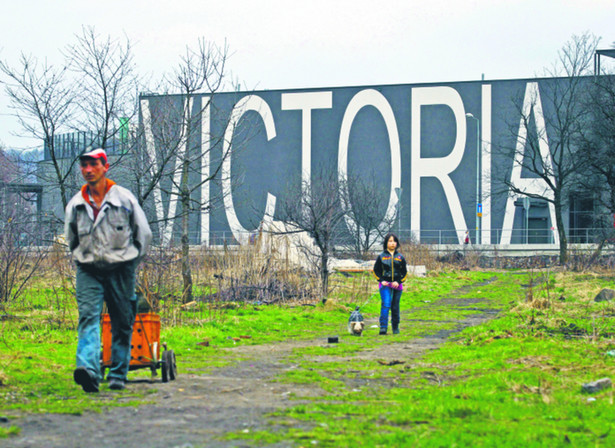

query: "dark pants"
xmin=75 ymin=261 xmax=137 ymax=381
xmin=379 ymin=286 xmax=402 ymax=332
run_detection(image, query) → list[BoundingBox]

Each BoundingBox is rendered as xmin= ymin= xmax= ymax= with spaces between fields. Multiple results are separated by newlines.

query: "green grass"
xmin=2 ymin=268 xmax=614 ymax=447
xmin=225 ymin=269 xmax=615 ymax=447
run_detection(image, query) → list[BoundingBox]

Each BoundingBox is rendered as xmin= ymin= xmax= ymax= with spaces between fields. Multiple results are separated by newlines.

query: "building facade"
xmin=38 ymin=76 xmax=602 ymax=247
xmin=137 ymin=76 xmax=598 ymax=247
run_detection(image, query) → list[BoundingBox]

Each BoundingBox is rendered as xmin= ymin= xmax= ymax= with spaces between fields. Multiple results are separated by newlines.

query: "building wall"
xmin=140 ymin=76 xmax=586 ymax=246
xmin=40 ymin=76 xmax=593 ymax=246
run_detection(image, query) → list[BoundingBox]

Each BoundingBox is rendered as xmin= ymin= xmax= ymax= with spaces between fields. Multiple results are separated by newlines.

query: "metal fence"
xmin=205 ymin=228 xmax=610 ymax=247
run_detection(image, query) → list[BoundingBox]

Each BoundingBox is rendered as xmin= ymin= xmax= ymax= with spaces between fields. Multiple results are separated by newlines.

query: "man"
xmin=65 ymin=148 xmax=152 ymax=392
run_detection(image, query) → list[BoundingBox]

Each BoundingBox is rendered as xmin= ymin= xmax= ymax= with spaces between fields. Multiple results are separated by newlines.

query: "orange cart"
xmin=101 ymin=313 xmax=177 ymax=382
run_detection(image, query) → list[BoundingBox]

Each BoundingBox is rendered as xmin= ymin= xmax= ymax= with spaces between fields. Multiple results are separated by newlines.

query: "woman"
xmin=373 ymin=233 xmax=408 ymax=335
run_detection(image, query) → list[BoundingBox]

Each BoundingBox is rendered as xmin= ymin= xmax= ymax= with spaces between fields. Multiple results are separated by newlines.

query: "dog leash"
xmin=355 ymin=291 xmax=379 ymax=313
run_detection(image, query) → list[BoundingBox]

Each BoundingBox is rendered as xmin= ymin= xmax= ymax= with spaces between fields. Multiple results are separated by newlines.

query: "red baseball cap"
xmin=79 ymin=148 xmax=108 ymax=164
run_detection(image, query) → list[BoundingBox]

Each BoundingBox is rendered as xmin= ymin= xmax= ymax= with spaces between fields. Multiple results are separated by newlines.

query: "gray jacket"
xmin=65 ymin=183 xmax=152 ymax=269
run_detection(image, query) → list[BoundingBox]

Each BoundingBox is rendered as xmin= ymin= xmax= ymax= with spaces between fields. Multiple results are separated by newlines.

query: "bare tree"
xmin=0 ymin=54 xmax=77 ymax=209
xmin=1 ymin=27 xmax=141 ymax=218
xmin=0 ymin=145 xmax=16 ymax=184
xmin=64 ymin=25 xmax=140 ymax=154
xmin=275 ymin=166 xmax=349 ymax=296
xmin=0 ymin=147 xmax=48 ymax=309
xmin=136 ymin=39 xmax=235 ymax=303
xmin=340 ymin=171 xmax=398 ymax=258
xmin=496 ymin=32 xmax=599 ymax=264
xmin=574 ymin=45 xmax=615 ymax=250
xmin=580 ymin=45 xmax=615 ymax=212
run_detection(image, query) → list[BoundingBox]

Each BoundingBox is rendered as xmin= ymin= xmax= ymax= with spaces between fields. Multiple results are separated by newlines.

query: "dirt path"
xmin=1 ymin=282 xmax=501 ymax=448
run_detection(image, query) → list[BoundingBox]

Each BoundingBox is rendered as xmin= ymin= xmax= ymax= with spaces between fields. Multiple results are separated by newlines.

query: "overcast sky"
xmin=1 ymin=0 xmax=614 ymax=150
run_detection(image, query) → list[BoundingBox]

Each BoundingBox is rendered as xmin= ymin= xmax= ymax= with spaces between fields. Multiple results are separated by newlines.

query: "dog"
xmin=348 ymin=307 xmax=365 ymax=336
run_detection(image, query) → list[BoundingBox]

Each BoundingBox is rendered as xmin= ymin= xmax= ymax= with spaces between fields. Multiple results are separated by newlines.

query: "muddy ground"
xmin=1 ymin=283 xmax=500 ymax=448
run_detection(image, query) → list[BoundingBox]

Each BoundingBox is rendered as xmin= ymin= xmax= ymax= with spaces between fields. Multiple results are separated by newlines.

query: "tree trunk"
xmin=181 ymin=222 xmax=192 ymax=303
xmin=180 ymin=159 xmax=193 ymax=303
xmin=586 ymin=238 xmax=606 ymax=269
xmin=49 ymin=144 xmax=69 ymax=209
xmin=554 ymin=198 xmax=568 ymax=265
xmin=320 ymin=251 xmax=329 ymax=298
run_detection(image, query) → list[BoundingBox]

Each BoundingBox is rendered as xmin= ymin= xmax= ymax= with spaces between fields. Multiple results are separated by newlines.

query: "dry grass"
xmin=138 ymin=234 xmax=323 ymax=318
xmin=553 ymin=271 xmax=612 ymax=302
xmin=198 ymin=236 xmax=321 ymax=305
xmin=401 ymin=240 xmax=442 ymax=271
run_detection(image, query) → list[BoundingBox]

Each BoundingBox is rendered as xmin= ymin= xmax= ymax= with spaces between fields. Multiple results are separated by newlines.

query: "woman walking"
xmin=373 ymin=233 xmax=408 ymax=335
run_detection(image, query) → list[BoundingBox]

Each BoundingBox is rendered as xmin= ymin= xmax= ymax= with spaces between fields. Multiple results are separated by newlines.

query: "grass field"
xmin=1 ymin=267 xmax=614 ymax=447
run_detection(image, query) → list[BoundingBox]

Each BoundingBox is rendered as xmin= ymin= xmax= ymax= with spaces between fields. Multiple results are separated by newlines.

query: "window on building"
xmin=569 ymin=194 xmax=594 ymax=243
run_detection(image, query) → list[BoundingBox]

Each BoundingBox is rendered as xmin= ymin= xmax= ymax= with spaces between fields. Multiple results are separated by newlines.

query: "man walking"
xmin=65 ymin=148 xmax=152 ymax=392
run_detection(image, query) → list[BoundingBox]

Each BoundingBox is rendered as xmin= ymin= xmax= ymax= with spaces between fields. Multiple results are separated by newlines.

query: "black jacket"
xmin=373 ymin=251 xmax=408 ymax=284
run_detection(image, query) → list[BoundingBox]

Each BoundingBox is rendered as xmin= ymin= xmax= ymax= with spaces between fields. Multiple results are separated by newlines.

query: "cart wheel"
xmin=161 ymin=350 xmax=177 ymax=382
xmin=167 ymin=350 xmax=177 ymax=381
xmin=161 ymin=353 xmax=170 ymax=383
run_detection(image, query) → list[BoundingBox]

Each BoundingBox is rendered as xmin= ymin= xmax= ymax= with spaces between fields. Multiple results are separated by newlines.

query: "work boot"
xmin=108 ymin=378 xmax=126 ymax=390
xmin=73 ymin=367 xmax=99 ymax=393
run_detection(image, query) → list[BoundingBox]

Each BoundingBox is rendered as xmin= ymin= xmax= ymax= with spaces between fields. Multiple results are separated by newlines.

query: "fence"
xmin=10 ymin=222 xmax=615 ymax=254
xmin=205 ymin=228 xmax=611 ymax=248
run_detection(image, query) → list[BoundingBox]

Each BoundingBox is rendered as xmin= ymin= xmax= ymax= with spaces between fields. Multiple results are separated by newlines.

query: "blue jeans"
xmin=379 ymin=286 xmax=402 ymax=332
xmin=75 ymin=261 xmax=138 ymax=381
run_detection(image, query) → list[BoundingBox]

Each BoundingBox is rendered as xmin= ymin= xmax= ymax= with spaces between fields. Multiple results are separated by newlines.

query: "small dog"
xmin=348 ymin=307 xmax=365 ymax=336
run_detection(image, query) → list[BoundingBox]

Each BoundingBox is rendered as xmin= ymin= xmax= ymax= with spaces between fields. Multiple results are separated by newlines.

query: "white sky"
xmin=1 ymin=0 xmax=614 ymax=150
